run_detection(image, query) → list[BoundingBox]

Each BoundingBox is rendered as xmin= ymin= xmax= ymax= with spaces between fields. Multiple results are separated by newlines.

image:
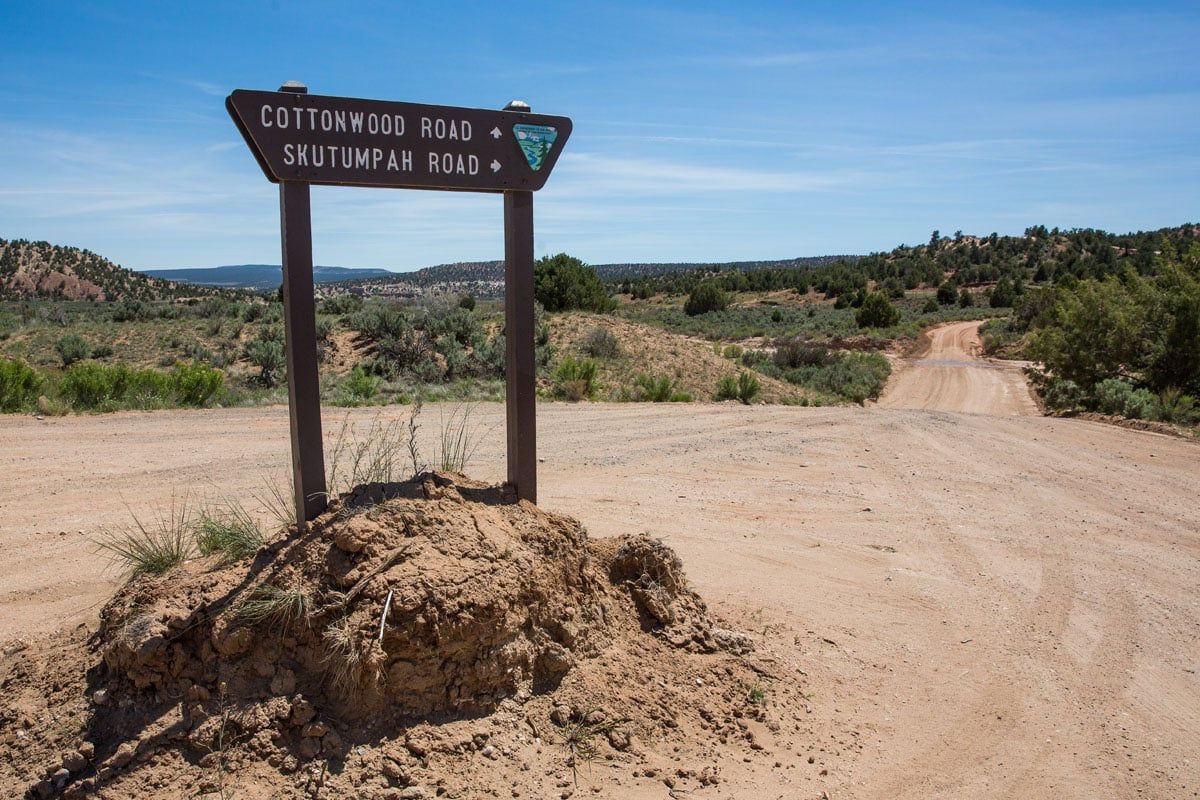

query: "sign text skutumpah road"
xmin=227 ymin=89 xmax=571 ymax=192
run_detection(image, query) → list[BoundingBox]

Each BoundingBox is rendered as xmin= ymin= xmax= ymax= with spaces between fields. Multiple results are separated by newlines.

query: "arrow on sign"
xmin=490 ymin=126 xmax=502 ymax=139
xmin=491 ymin=160 xmax=502 ymax=173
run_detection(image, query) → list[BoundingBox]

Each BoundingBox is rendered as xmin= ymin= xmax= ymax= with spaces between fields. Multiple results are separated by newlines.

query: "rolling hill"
xmin=0 ymin=239 xmax=219 ymax=301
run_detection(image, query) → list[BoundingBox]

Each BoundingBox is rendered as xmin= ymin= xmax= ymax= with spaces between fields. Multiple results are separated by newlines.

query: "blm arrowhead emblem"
xmin=513 ymin=124 xmax=558 ymax=171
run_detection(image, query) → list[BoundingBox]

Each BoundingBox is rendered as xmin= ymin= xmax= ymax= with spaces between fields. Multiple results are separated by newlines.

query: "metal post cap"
xmin=279 ymin=81 xmax=308 ymax=94
xmin=503 ymin=100 xmax=531 ymax=112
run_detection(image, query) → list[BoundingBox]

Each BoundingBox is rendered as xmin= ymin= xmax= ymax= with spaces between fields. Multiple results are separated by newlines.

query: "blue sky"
xmin=1 ymin=1 xmax=1196 ymax=272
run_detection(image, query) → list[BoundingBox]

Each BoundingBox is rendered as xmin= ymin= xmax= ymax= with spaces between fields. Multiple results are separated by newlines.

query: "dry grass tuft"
xmin=195 ymin=499 xmax=263 ymax=563
xmin=96 ymin=496 xmax=194 ymax=578
xmin=237 ymin=584 xmax=311 ymax=633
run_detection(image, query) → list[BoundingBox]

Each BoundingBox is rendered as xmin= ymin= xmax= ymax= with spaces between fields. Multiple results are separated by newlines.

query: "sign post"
xmin=504 ymin=189 xmax=536 ymax=503
xmin=228 ymin=83 xmax=570 ymax=524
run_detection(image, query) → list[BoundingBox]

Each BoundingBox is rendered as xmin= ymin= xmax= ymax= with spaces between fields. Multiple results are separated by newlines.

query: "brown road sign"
xmin=227 ymin=89 xmax=572 ymax=192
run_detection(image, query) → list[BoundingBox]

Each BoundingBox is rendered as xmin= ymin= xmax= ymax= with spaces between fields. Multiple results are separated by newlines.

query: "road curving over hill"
xmin=878 ymin=320 xmax=1040 ymax=415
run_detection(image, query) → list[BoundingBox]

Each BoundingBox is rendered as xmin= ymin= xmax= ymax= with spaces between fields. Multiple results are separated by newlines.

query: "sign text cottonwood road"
xmin=227 ymin=89 xmax=572 ymax=191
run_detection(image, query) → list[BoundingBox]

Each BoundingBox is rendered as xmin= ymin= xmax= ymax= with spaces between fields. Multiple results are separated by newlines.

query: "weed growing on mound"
xmin=237 ymin=585 xmax=311 ymax=633
xmin=438 ymin=403 xmax=490 ymax=472
xmin=195 ymin=500 xmax=263 ymax=563
xmin=97 ymin=497 xmax=194 ymax=578
xmin=251 ymin=475 xmax=295 ymax=529
xmin=557 ymin=709 xmax=625 ymax=786
xmin=326 ymin=413 xmax=412 ymax=496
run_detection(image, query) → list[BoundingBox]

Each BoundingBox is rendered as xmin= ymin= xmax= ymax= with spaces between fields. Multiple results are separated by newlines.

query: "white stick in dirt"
xmin=378 ymin=589 xmax=394 ymax=643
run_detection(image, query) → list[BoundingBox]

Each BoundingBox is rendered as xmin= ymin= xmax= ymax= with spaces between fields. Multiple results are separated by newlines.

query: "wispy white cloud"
xmin=554 ymin=152 xmax=855 ymax=195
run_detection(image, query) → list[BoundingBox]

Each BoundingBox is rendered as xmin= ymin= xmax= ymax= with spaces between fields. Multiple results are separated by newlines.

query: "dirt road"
xmin=878 ymin=320 xmax=1040 ymax=415
xmin=2 ymin=352 xmax=1198 ymax=797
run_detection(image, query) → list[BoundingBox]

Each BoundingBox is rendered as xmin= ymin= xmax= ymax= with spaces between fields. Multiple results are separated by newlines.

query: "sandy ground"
xmin=1 ymin=323 xmax=1198 ymax=798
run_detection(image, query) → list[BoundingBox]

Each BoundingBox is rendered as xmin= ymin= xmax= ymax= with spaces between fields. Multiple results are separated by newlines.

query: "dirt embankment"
xmin=878 ymin=320 xmax=1039 ymax=415
xmin=1 ymin=473 xmax=805 ymax=799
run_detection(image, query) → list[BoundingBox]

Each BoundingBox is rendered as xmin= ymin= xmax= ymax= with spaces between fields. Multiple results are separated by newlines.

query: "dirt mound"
xmin=2 ymin=473 xmax=800 ymax=799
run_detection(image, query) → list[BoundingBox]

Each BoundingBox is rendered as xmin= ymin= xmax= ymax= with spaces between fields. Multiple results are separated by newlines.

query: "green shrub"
xmin=128 ymin=369 xmax=174 ymax=408
xmin=58 ymin=363 xmax=187 ymax=410
xmin=1092 ymin=378 xmax=1159 ymax=420
xmin=990 ymin=276 xmax=1017 ymax=308
xmin=937 ymin=280 xmax=958 ymax=305
xmin=1037 ymin=376 xmax=1084 ymax=412
xmin=579 ymin=327 xmax=622 ymax=359
xmin=60 ymin=362 xmax=129 ymax=409
xmin=321 ymin=294 xmax=364 ymax=315
xmin=921 ymin=297 xmax=940 ymax=313
xmin=56 ymin=334 xmax=91 ymax=366
xmin=715 ymin=372 xmax=760 ymax=404
xmin=958 ymin=288 xmax=975 ymax=308
xmin=344 ymin=365 xmax=379 ymax=402
xmin=684 ymin=282 xmax=729 ymax=316
xmin=534 ymin=253 xmax=614 ymax=313
xmin=773 ymin=339 xmax=834 ymax=369
xmin=722 ymin=344 xmax=743 ymax=360
xmin=245 ymin=339 xmax=285 ymax=387
xmin=855 ymin=292 xmax=900 ymax=328
xmin=979 ymin=318 xmax=1018 ymax=354
xmin=112 ymin=297 xmax=151 ymax=322
xmin=775 ymin=351 xmax=891 ymax=404
xmin=815 ymin=352 xmax=890 ymax=403
xmin=1158 ymin=389 xmax=1197 ymax=425
xmin=635 ymin=374 xmax=690 ymax=402
xmin=172 ymin=362 xmax=223 ymax=406
xmin=552 ymin=356 xmax=598 ymax=401
xmin=1092 ymin=379 xmax=1134 ymax=416
xmin=458 ymin=293 xmax=476 ymax=311
xmin=91 ymin=343 xmax=114 ymax=359
xmin=0 ymin=359 xmax=43 ymax=412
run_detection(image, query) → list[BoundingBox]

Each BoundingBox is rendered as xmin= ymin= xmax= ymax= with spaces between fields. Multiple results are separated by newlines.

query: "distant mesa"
xmin=142 ymin=264 xmax=394 ymax=291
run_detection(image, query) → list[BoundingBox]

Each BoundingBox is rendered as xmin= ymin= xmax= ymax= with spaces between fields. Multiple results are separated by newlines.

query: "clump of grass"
xmin=747 ymin=683 xmax=768 ymax=706
xmin=326 ymin=412 xmax=409 ymax=496
xmin=438 ymin=403 xmax=488 ymax=473
xmin=321 ymin=616 xmax=383 ymax=693
xmin=195 ymin=499 xmax=264 ymax=562
xmin=634 ymin=374 xmax=692 ymax=402
xmin=552 ymin=356 xmax=598 ymax=401
xmin=238 ymin=584 xmax=311 ymax=633
xmin=251 ymin=474 xmax=295 ymax=530
xmin=96 ymin=497 xmax=194 ymax=578
xmin=715 ymin=372 xmax=761 ymax=404
xmin=579 ymin=327 xmax=621 ymax=359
